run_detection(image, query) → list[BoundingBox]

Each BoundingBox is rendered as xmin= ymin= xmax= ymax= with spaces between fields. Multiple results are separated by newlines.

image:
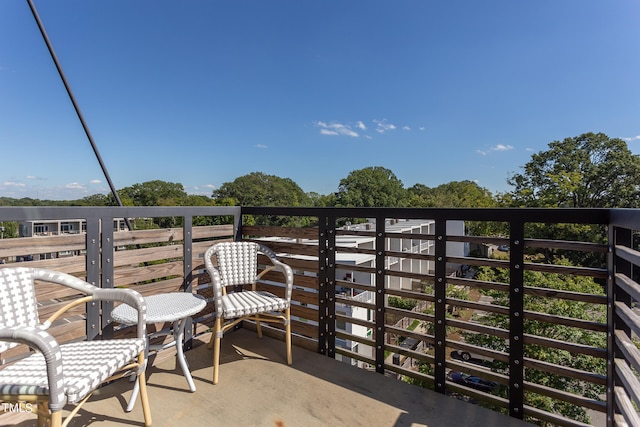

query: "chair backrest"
xmin=208 ymin=241 xmax=259 ymax=287
xmin=0 ymin=267 xmax=40 ymax=352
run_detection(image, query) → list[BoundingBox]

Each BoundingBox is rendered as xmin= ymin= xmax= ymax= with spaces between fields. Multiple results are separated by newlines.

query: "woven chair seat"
xmin=0 ymin=338 xmax=144 ymax=404
xmin=220 ymin=291 xmax=290 ymax=318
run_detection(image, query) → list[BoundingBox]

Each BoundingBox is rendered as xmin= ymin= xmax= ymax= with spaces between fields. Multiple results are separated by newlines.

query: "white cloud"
xmin=419 ymin=127 xmax=425 ymax=131
xmin=476 ymin=144 xmax=514 ymax=156
xmin=204 ymin=184 xmax=216 ymax=189
xmin=356 ymin=121 xmax=367 ymax=131
xmin=374 ymin=119 xmax=396 ymax=134
xmin=624 ymin=135 xmax=640 ymax=141
xmin=315 ymin=121 xmax=359 ymax=137
xmin=26 ymin=175 xmax=37 ymax=180
xmin=65 ymin=182 xmax=85 ymax=189
xmin=3 ymin=181 xmax=26 ymax=187
xmin=491 ymin=144 xmax=514 ymax=152
xmin=256 ymin=144 xmax=268 ymax=149
xmin=89 ymin=179 xmax=102 ymax=184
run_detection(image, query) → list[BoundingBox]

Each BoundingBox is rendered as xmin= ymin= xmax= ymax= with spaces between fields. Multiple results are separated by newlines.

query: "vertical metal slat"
xmin=434 ymin=218 xmax=447 ymax=393
xmin=509 ymin=220 xmax=525 ymax=419
xmin=85 ymin=216 xmax=101 ymax=340
xmin=375 ymin=215 xmax=386 ymax=374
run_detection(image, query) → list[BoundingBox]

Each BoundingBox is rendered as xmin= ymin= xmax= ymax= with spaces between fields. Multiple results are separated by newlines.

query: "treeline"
xmin=2 ymin=132 xmax=639 ymax=211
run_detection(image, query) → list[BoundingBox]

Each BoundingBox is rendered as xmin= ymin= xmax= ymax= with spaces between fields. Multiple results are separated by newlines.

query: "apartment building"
xmin=19 ymin=219 xmax=129 ymax=237
xmin=14 ymin=219 xmax=129 ymax=261
xmin=332 ymin=218 xmax=465 ymax=367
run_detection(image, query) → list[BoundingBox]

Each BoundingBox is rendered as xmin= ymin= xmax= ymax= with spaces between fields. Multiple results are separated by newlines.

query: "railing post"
xmin=183 ymin=215 xmax=195 ymax=349
xmin=509 ymin=220 xmax=525 ymax=419
xmin=100 ymin=215 xmax=116 ymax=339
xmin=326 ymin=216 xmax=337 ymax=358
xmin=233 ymin=211 xmax=242 ymax=242
xmin=317 ymin=215 xmax=329 ymax=355
xmin=375 ymin=215 xmax=386 ymax=374
xmin=609 ymin=226 xmax=631 ymax=427
xmin=85 ymin=216 xmax=101 ymax=340
xmin=433 ymin=218 xmax=447 ymax=393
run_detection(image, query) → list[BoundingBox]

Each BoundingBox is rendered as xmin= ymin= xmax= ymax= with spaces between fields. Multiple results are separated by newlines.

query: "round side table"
xmin=112 ymin=292 xmax=207 ymax=412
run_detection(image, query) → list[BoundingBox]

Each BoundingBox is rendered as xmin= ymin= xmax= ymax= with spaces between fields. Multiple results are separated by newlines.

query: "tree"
xmin=507 ymin=132 xmax=640 ymax=208
xmin=409 ymin=180 xmax=505 ymax=237
xmin=116 ymin=180 xmax=188 ymax=206
xmin=407 ymin=180 xmax=496 ymax=208
xmin=506 ymin=132 xmax=640 ymax=267
xmin=407 ymin=180 xmax=502 ymax=237
xmin=308 ymin=192 xmax=337 ymax=207
xmin=111 ymin=180 xmax=189 ymax=228
xmin=213 ymin=172 xmax=312 ymax=227
xmin=0 ymin=221 xmax=17 ymax=239
xmin=77 ymin=194 xmax=113 ymax=206
xmin=335 ymin=166 xmax=408 ymax=207
xmin=388 ymin=296 xmax=419 ymax=311
xmin=470 ymin=261 xmax=606 ymax=425
xmin=213 ymin=172 xmax=311 ymax=207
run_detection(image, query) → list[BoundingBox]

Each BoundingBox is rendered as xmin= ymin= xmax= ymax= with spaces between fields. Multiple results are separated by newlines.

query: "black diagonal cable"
xmin=27 ymin=0 xmax=132 ymax=229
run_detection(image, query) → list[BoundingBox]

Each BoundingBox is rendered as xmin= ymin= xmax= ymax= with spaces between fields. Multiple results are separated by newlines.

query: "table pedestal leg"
xmin=174 ymin=319 xmax=197 ymax=392
xmin=125 ymin=318 xmax=196 ymax=412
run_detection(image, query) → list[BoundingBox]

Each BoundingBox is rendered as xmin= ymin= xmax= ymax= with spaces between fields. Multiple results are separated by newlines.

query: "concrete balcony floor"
xmin=3 ymin=329 xmax=531 ymax=427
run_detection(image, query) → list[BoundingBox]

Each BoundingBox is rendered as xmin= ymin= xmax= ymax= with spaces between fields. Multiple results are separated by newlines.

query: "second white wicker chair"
xmin=204 ymin=241 xmax=293 ymax=384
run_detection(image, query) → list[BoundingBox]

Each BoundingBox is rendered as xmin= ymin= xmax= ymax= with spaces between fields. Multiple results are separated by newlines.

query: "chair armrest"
xmin=0 ymin=326 xmax=66 ymax=409
xmin=30 ymin=269 xmax=148 ymax=339
xmin=205 ymin=265 xmax=226 ymax=316
xmin=94 ymin=288 xmax=148 ymax=339
xmin=258 ymin=245 xmax=294 ymax=301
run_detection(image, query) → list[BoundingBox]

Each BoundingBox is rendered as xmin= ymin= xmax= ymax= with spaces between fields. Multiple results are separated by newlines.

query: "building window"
xmin=336 ymin=310 xmax=347 ymax=331
xmin=34 ymin=224 xmax=48 ymax=234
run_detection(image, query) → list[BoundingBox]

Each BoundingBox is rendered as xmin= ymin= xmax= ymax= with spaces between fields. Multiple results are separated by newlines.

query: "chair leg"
xmin=207 ymin=325 xmax=214 ymax=349
xmin=255 ymin=315 xmax=262 ymax=338
xmin=49 ymin=410 xmax=62 ymax=427
xmin=213 ymin=317 xmax=222 ymax=385
xmin=37 ymin=402 xmax=51 ymax=427
xmin=285 ymin=307 xmax=292 ymax=365
xmin=137 ymin=352 xmax=153 ymax=427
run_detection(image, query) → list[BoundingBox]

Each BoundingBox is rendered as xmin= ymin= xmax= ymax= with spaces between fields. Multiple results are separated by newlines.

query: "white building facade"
xmin=333 ymin=218 xmax=466 ymax=367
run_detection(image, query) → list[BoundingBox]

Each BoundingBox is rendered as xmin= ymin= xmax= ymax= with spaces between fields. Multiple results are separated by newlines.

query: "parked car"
xmin=399 ymin=337 xmax=419 ymax=350
xmin=497 ymin=244 xmax=509 ymax=252
xmin=450 ymin=349 xmax=493 ymax=364
xmin=448 ymin=371 xmax=497 ymax=393
xmin=451 ymin=349 xmax=473 ymax=361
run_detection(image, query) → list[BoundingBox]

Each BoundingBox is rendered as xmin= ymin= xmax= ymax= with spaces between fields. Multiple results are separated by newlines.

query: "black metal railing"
xmin=0 ymin=206 xmax=638 ymax=426
xmin=242 ymin=207 xmax=620 ymax=427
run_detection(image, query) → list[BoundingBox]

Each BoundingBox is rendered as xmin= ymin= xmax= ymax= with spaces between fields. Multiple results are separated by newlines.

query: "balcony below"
xmin=2 ymin=328 xmax=531 ymax=427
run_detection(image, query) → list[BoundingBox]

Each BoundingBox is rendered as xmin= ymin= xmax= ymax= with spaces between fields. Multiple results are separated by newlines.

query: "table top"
xmin=112 ymin=292 xmax=207 ymax=325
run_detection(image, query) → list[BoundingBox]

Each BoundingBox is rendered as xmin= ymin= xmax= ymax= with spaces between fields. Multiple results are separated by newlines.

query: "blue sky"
xmin=1 ymin=1 xmax=639 ymax=201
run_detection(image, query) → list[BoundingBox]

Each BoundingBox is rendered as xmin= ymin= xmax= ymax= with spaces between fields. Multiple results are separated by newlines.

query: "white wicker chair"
xmin=204 ymin=241 xmax=293 ymax=384
xmin=0 ymin=267 xmax=152 ymax=427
